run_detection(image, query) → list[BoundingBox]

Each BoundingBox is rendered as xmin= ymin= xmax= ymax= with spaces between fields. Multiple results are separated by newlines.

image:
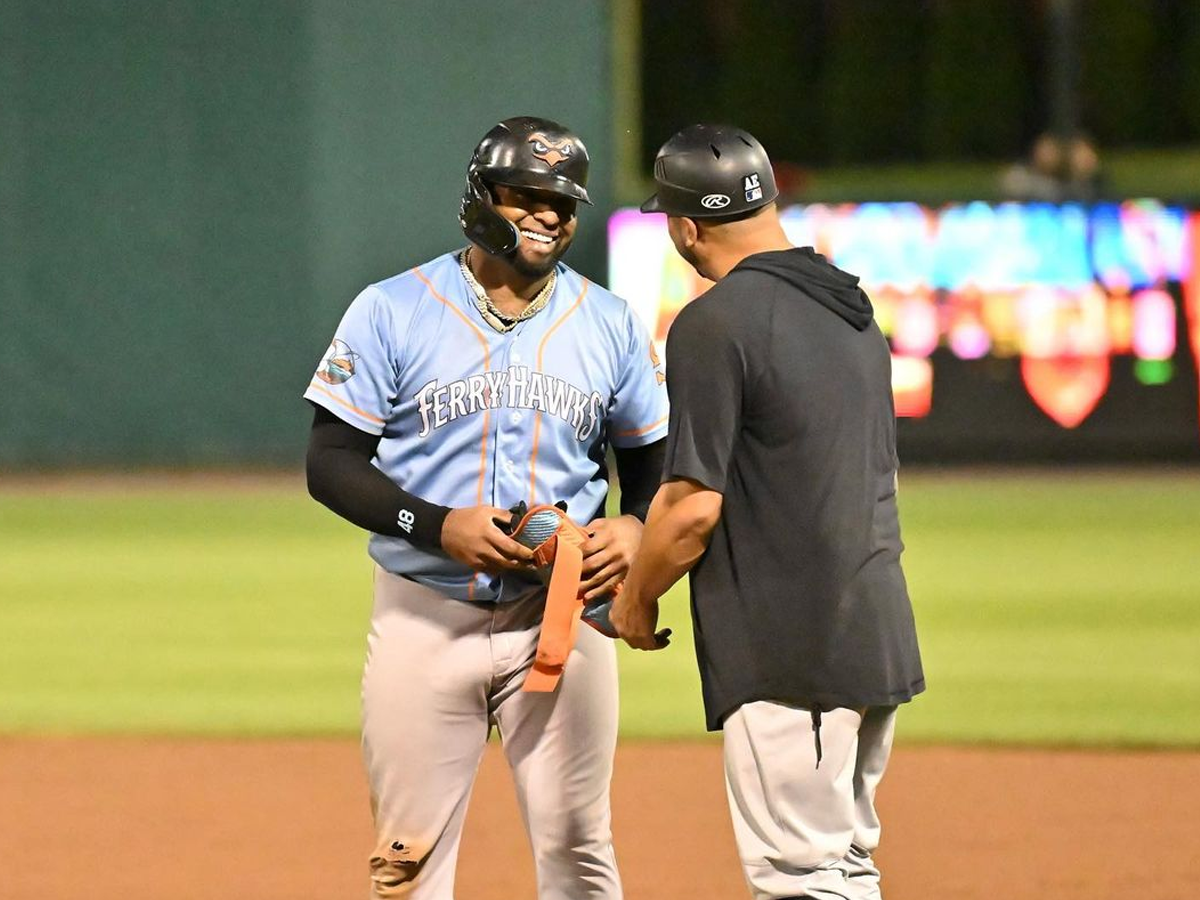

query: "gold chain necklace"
xmin=459 ymin=248 xmax=556 ymax=334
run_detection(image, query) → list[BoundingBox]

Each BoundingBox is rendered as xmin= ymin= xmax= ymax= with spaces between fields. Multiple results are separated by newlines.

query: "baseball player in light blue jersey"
xmin=304 ymin=116 xmax=667 ymax=899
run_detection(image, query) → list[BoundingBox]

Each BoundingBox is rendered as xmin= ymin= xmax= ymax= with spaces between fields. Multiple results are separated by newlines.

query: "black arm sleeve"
xmin=305 ymin=404 xmax=451 ymax=550
xmin=612 ymin=437 xmax=666 ymax=523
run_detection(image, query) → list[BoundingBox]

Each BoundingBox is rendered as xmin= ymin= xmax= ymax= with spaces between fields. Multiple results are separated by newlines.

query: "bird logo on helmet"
xmin=528 ymin=133 xmax=575 ymax=169
xmin=459 ymin=116 xmax=592 ymax=257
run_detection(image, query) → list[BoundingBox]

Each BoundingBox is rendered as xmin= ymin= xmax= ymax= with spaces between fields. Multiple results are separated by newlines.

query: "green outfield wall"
xmin=0 ymin=1 xmax=615 ymax=467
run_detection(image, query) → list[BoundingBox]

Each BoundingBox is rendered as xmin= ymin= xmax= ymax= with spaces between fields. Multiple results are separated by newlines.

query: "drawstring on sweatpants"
xmin=811 ymin=707 xmax=823 ymax=769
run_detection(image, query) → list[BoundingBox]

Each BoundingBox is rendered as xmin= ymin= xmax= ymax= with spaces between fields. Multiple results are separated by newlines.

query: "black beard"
xmin=508 ymin=242 xmax=570 ymax=278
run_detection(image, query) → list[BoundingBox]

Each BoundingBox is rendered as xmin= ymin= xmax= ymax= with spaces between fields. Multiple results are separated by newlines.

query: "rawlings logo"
xmin=528 ymin=133 xmax=574 ymax=168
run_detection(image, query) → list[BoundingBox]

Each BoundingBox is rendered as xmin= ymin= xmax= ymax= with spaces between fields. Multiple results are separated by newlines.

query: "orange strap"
xmin=522 ymin=527 xmax=586 ymax=693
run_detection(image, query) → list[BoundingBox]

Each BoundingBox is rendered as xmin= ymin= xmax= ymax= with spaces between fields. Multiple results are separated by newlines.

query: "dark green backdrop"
xmin=0 ymin=1 xmax=614 ymax=467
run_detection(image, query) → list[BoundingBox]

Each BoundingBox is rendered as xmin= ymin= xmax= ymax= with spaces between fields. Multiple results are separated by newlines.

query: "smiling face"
xmin=489 ymin=183 xmax=579 ymax=277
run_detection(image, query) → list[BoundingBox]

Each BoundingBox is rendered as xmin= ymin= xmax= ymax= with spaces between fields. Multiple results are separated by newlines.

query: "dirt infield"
xmin=2 ymin=738 xmax=1197 ymax=900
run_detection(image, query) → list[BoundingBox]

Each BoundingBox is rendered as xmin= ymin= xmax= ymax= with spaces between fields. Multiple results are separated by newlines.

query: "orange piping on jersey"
xmin=307 ymin=381 xmax=387 ymax=425
xmin=528 ymin=279 xmax=589 ymax=505
xmin=615 ymin=414 xmax=669 ymax=439
xmin=414 ymin=265 xmax=492 ymax=601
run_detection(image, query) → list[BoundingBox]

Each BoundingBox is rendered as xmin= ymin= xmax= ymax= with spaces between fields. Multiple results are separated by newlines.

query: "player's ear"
xmin=679 ymin=216 xmax=699 ymax=248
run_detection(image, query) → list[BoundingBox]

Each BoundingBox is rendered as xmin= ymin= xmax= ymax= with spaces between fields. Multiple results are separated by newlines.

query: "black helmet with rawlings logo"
xmin=459 ymin=116 xmax=592 ymax=256
xmin=640 ymin=123 xmax=778 ymax=219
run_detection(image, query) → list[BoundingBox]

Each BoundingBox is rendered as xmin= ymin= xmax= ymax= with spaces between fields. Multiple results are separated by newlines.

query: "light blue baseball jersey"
xmin=305 ymin=250 xmax=668 ymax=603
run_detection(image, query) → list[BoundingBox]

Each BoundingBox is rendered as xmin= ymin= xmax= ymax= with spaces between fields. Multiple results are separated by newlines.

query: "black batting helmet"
xmin=459 ymin=116 xmax=591 ymax=256
xmin=640 ymin=124 xmax=778 ymax=218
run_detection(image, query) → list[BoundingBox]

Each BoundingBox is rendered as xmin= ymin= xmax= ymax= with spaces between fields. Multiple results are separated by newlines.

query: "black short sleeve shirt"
xmin=663 ymin=251 xmax=925 ymax=730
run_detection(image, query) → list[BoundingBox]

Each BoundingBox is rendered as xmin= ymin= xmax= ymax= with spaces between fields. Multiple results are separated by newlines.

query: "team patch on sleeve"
xmin=649 ymin=341 xmax=665 ymax=384
xmin=316 ymin=339 xmax=359 ymax=385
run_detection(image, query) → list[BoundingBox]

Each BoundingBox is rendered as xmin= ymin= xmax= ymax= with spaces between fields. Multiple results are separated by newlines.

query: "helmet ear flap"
xmin=459 ymin=165 xmax=520 ymax=256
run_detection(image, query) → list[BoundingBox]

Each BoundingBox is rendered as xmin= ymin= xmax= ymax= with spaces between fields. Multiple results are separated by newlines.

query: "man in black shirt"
xmin=612 ymin=124 xmax=924 ymax=900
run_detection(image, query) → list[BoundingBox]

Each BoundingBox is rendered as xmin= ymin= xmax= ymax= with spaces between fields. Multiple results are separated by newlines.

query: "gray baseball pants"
xmin=362 ymin=568 xmax=622 ymax=899
xmin=723 ymin=702 xmax=898 ymax=900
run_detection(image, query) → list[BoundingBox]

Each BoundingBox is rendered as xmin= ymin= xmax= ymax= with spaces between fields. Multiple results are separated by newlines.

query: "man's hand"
xmin=441 ymin=506 xmax=534 ymax=572
xmin=610 ymin=588 xmax=671 ymax=651
xmin=580 ymin=514 xmax=643 ymax=600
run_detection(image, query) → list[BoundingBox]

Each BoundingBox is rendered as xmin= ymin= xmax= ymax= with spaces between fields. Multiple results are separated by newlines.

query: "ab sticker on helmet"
xmin=743 ymin=173 xmax=763 ymax=203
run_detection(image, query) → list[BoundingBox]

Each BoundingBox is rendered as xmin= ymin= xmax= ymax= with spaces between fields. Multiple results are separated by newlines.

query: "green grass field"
xmin=1 ymin=470 xmax=1197 ymax=747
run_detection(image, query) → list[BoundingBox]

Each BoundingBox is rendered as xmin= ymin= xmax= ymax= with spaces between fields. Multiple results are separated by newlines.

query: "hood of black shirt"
xmin=733 ymin=247 xmax=874 ymax=332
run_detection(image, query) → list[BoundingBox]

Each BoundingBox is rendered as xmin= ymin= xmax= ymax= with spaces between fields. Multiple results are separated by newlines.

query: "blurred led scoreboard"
xmin=609 ymin=201 xmax=1200 ymax=461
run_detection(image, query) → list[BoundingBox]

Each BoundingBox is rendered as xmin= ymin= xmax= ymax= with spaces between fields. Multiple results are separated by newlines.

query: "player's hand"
xmin=580 ymin=514 xmax=643 ymax=600
xmin=441 ymin=506 xmax=534 ymax=573
xmin=610 ymin=589 xmax=671 ymax=651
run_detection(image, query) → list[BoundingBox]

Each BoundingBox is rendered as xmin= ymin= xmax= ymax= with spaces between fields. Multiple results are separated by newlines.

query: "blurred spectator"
xmin=1001 ymin=132 xmax=1068 ymax=201
xmin=1000 ymin=131 xmax=1105 ymax=202
xmin=1063 ymin=133 xmax=1105 ymax=201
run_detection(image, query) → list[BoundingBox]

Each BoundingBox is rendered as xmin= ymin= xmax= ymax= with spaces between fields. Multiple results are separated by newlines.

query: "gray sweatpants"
xmin=362 ymin=568 xmax=622 ymax=899
xmin=723 ymin=702 xmax=898 ymax=900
